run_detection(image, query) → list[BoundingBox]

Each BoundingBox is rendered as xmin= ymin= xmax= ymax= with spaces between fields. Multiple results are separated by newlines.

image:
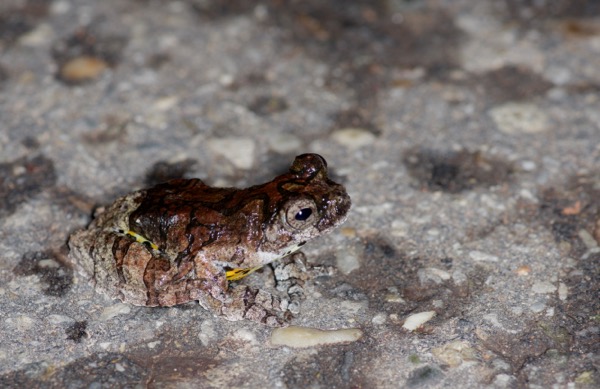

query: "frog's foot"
xmin=272 ymin=252 xmax=335 ymax=315
xmin=198 ymin=285 xmax=292 ymax=327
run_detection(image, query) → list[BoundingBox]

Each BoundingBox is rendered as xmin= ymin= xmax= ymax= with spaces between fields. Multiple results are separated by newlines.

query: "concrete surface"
xmin=0 ymin=0 xmax=599 ymax=387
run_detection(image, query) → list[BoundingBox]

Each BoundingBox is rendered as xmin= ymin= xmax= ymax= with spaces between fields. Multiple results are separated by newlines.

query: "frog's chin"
xmin=257 ymin=242 xmax=305 ymax=265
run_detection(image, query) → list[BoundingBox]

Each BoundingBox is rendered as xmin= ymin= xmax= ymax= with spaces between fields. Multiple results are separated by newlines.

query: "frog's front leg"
xmin=193 ymin=283 xmax=290 ymax=327
xmin=272 ymin=252 xmax=335 ymax=315
xmin=191 ymin=254 xmax=292 ymax=327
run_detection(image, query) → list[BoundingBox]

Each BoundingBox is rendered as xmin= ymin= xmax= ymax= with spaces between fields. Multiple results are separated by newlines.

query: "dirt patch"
xmin=65 ymin=321 xmax=88 ymax=343
xmin=0 ymin=154 xmax=56 ymax=219
xmin=13 ymin=251 xmax=73 ymax=297
xmin=403 ymin=148 xmax=514 ymax=194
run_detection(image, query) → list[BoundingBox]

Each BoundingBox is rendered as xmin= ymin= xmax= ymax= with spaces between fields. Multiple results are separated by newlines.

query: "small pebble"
xmin=452 ymin=271 xmax=467 ymax=284
xmin=432 ymin=341 xmax=477 ymax=367
xmin=372 ymin=313 xmax=387 ymax=325
xmin=488 ymin=102 xmax=548 ymax=134
xmin=207 ymin=137 xmax=256 ymax=169
xmin=530 ymin=300 xmax=546 ymax=313
xmin=331 ymin=128 xmax=376 ymax=149
xmin=46 ymin=314 xmax=74 ymax=324
xmin=99 ymin=303 xmax=131 ymax=321
xmin=558 ymin=282 xmax=568 ymax=301
xmin=515 ymin=265 xmax=531 ymax=276
xmin=60 ymin=56 xmax=108 ymax=83
xmin=147 ymin=341 xmax=161 ymax=349
xmin=493 ymin=374 xmax=517 ymax=387
xmin=418 ymin=268 xmax=451 ymax=285
xmin=469 ymin=251 xmax=499 ymax=262
xmin=531 ymin=281 xmax=557 ymax=294
xmin=20 ymin=23 xmax=54 ymax=46
xmin=15 ymin=315 xmax=35 ymax=331
xmin=267 ymin=133 xmax=302 ymax=154
xmin=578 ymin=229 xmax=598 ymax=249
xmin=520 ymin=160 xmax=537 ymax=171
xmin=402 ymin=311 xmax=436 ymax=331
xmin=335 ymin=245 xmax=361 ymax=275
xmin=153 ymin=96 xmax=179 ymax=111
xmin=271 ymin=326 xmax=363 ymax=348
xmin=339 ymin=227 xmax=356 ymax=238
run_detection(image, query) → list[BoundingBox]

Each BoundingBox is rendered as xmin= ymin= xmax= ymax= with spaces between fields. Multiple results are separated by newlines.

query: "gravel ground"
xmin=1 ymin=0 xmax=599 ymax=388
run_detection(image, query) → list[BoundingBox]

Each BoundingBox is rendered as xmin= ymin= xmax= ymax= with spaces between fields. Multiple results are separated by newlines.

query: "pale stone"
xmin=578 ymin=229 xmax=598 ymax=249
xmin=335 ymin=245 xmax=361 ymax=275
xmin=153 ymin=96 xmax=179 ymax=111
xmin=331 ymin=128 xmax=376 ymax=149
xmin=207 ymin=137 xmax=256 ymax=169
xmin=46 ymin=314 xmax=73 ymax=324
xmin=432 ymin=341 xmax=477 ymax=367
xmin=271 ymin=326 xmax=363 ymax=348
xmin=558 ymin=282 xmax=568 ymax=301
xmin=530 ymin=300 xmax=546 ymax=313
xmin=489 ymin=103 xmax=549 ymax=134
xmin=147 ymin=341 xmax=161 ymax=349
xmin=372 ymin=313 xmax=387 ymax=325
xmin=99 ymin=303 xmax=131 ymax=321
xmin=452 ymin=271 xmax=467 ymax=284
xmin=469 ymin=251 xmax=499 ymax=262
xmin=402 ymin=311 xmax=436 ymax=331
xmin=418 ymin=268 xmax=451 ymax=285
xmin=267 ymin=133 xmax=302 ymax=154
xmin=20 ymin=23 xmax=55 ymax=46
xmin=532 ymin=281 xmax=557 ymax=294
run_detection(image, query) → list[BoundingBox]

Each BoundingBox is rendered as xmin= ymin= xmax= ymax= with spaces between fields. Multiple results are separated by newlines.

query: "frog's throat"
xmin=227 ymin=242 xmax=305 ymax=281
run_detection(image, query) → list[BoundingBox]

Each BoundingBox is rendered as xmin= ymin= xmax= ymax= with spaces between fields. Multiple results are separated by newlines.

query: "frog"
xmin=68 ymin=153 xmax=351 ymax=326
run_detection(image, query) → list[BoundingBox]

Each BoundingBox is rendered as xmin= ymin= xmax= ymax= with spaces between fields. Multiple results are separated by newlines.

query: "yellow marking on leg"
xmin=226 ymin=266 xmax=262 ymax=281
xmin=118 ymin=229 xmax=159 ymax=250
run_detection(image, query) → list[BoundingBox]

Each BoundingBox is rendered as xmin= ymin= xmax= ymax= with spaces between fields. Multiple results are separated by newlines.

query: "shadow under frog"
xmin=69 ymin=154 xmax=351 ymax=326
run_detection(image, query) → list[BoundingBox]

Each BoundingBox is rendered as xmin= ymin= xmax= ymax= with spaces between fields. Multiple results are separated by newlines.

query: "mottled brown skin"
xmin=69 ymin=154 xmax=351 ymax=326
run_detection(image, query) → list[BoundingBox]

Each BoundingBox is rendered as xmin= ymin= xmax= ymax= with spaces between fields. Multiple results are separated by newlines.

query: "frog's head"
xmin=262 ymin=154 xmax=351 ymax=255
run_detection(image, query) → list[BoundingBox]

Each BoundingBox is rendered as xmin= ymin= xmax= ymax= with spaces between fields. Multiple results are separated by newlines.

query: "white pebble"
xmin=402 ymin=311 xmax=436 ymax=331
xmin=152 ymin=96 xmax=179 ymax=111
xmin=488 ymin=102 xmax=548 ymax=134
xmin=271 ymin=326 xmax=363 ymax=348
xmin=531 ymin=281 xmax=557 ymax=294
xmin=335 ymin=245 xmax=361 ymax=275
xmin=46 ymin=314 xmax=74 ymax=324
xmin=207 ymin=137 xmax=256 ymax=169
xmin=578 ymin=229 xmax=598 ymax=249
xmin=452 ymin=271 xmax=467 ymax=284
xmin=331 ymin=128 xmax=376 ymax=149
xmin=530 ymin=300 xmax=546 ymax=313
xmin=418 ymin=268 xmax=451 ymax=285
xmin=267 ymin=133 xmax=302 ymax=154
xmin=469 ymin=251 xmax=499 ymax=262
xmin=99 ymin=303 xmax=131 ymax=321
xmin=372 ymin=313 xmax=387 ymax=325
xmin=558 ymin=282 xmax=568 ymax=301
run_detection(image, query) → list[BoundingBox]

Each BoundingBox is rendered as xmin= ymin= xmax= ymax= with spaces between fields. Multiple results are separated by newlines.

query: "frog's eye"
xmin=295 ymin=208 xmax=312 ymax=221
xmin=285 ymin=199 xmax=317 ymax=229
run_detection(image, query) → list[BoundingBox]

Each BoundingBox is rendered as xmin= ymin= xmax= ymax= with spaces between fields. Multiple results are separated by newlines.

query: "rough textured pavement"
xmin=1 ymin=0 xmax=599 ymax=387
